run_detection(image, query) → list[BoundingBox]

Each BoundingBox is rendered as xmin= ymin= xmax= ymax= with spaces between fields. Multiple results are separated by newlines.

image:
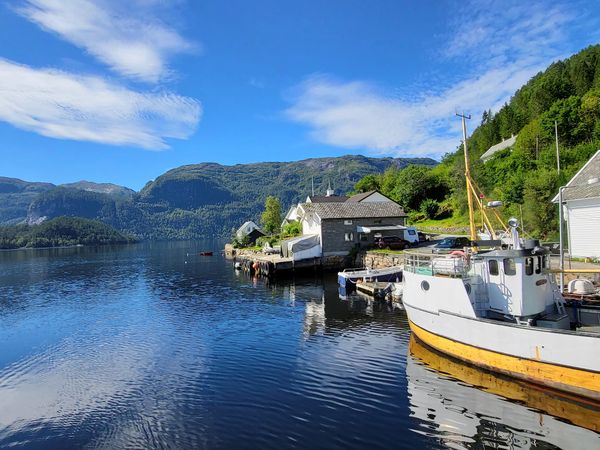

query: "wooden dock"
xmin=232 ymin=253 xmax=322 ymax=277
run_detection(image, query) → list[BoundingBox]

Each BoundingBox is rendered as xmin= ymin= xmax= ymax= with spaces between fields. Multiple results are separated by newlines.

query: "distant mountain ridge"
xmin=0 ymin=155 xmax=437 ymax=239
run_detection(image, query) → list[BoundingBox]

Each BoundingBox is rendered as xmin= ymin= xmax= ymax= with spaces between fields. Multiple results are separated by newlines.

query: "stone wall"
xmin=357 ymin=251 xmax=404 ymax=269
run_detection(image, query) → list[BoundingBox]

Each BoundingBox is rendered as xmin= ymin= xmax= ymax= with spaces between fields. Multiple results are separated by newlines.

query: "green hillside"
xmin=0 ymin=216 xmax=135 ymax=249
xmin=354 ymin=44 xmax=600 ymax=238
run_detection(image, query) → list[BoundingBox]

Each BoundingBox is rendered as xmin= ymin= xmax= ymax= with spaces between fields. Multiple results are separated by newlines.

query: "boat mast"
xmin=457 ymin=112 xmax=477 ymax=242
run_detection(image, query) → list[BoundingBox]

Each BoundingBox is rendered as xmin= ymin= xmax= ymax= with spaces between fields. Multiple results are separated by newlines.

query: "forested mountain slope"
xmin=353 ymin=44 xmax=600 ymax=238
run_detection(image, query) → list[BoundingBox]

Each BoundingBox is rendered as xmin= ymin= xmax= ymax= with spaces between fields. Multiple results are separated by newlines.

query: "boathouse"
xmin=296 ymin=201 xmax=407 ymax=256
xmin=552 ymin=150 xmax=600 ymax=258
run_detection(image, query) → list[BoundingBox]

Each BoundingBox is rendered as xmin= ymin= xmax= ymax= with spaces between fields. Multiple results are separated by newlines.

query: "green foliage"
xmin=0 ymin=216 xmax=135 ymax=249
xmin=261 ymin=196 xmax=282 ymax=235
xmin=281 ymin=220 xmax=302 ymax=237
xmin=523 ymin=170 xmax=559 ymax=238
xmin=419 ymin=199 xmax=440 ymax=219
xmin=353 ymin=174 xmax=381 ymax=193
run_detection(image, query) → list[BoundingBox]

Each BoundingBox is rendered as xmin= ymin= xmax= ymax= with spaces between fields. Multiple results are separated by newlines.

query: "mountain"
xmin=0 ymin=177 xmax=135 ymax=226
xmin=16 ymin=155 xmax=437 ymax=239
xmin=60 ymin=181 xmax=135 ymax=200
xmin=0 ymin=177 xmax=55 ymax=225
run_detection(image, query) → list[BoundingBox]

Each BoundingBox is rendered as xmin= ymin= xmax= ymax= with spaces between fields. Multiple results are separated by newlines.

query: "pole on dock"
xmin=554 ymin=120 xmax=561 ymax=174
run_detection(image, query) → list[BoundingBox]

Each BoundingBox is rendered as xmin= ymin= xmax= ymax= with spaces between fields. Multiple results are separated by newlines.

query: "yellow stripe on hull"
xmin=408 ymin=320 xmax=600 ymax=402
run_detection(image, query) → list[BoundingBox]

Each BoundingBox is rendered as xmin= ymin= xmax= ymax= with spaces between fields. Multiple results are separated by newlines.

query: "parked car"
xmin=374 ymin=235 xmax=408 ymax=250
xmin=433 ymin=236 xmax=470 ymax=253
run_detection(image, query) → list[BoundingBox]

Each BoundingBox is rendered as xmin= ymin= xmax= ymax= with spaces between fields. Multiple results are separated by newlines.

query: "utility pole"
xmin=311 ymin=177 xmax=314 ymax=197
xmin=554 ymin=120 xmax=561 ymax=174
xmin=456 ymin=112 xmax=477 ymax=242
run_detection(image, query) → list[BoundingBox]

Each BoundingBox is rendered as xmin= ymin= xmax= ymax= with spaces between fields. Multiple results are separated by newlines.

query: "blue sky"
xmin=0 ymin=0 xmax=599 ymax=190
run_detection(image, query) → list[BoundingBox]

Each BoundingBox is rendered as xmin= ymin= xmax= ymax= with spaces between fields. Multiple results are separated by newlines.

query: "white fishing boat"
xmin=402 ymin=114 xmax=600 ymax=401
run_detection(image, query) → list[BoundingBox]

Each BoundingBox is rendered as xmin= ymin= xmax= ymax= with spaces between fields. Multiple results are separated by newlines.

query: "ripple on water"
xmin=0 ymin=244 xmax=597 ymax=449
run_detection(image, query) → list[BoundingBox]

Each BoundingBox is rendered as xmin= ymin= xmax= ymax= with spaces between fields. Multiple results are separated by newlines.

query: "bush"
xmin=281 ymin=221 xmax=302 ymax=237
xmin=419 ymin=199 xmax=439 ymax=219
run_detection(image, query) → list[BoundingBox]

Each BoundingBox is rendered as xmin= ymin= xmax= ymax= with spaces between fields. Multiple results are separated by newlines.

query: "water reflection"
xmin=407 ymin=336 xmax=600 ymax=449
xmin=1 ymin=243 xmax=596 ymax=449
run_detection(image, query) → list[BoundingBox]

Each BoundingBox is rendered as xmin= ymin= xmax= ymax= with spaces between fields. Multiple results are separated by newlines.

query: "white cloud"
xmin=0 ymin=59 xmax=201 ymax=150
xmin=17 ymin=0 xmax=194 ymax=83
xmin=286 ymin=0 xmax=599 ymax=157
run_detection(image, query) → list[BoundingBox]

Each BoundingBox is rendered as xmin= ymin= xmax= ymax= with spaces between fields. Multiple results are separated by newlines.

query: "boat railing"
xmin=403 ymin=251 xmax=470 ymax=278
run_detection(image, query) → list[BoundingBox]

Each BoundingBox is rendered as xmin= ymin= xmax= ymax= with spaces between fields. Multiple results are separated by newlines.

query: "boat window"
xmin=503 ymin=258 xmax=516 ymax=276
xmin=525 ymin=257 xmax=533 ymax=275
xmin=535 ymin=256 xmax=542 ymax=274
xmin=488 ymin=259 xmax=499 ymax=276
xmin=407 ymin=229 xmax=416 ymax=235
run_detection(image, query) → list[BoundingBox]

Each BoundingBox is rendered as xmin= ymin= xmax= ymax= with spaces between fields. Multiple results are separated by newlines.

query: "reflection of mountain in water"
xmin=407 ymin=336 xmax=600 ymax=449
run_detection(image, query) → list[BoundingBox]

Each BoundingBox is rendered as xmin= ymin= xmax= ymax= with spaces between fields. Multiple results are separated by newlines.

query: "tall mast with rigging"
xmin=456 ymin=112 xmax=478 ymax=242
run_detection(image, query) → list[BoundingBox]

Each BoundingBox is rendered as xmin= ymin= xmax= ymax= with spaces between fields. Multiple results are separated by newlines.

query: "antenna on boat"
xmin=456 ymin=112 xmax=478 ymax=244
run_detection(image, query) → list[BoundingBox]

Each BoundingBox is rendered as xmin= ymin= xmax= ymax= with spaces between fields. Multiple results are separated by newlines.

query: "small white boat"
xmin=337 ymin=266 xmax=402 ymax=289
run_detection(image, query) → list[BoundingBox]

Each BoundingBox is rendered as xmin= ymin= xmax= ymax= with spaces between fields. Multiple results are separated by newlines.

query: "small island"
xmin=0 ymin=216 xmax=136 ymax=249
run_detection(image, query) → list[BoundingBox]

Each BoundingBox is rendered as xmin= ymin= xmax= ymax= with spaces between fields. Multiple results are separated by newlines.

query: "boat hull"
xmin=405 ymin=306 xmax=600 ymax=401
xmin=403 ymin=272 xmax=600 ymax=401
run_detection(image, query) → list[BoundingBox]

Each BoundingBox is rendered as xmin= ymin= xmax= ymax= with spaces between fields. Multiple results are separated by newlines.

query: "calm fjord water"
xmin=0 ymin=242 xmax=598 ymax=449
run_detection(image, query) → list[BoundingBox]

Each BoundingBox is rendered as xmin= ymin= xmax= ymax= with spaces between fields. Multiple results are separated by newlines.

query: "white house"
xmin=552 ymin=150 xmax=600 ymax=258
xmin=480 ymin=134 xmax=517 ymax=163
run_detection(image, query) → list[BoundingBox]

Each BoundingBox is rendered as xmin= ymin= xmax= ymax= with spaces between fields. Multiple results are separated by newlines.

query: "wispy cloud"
xmin=16 ymin=0 xmax=194 ymax=83
xmin=0 ymin=59 xmax=201 ymax=149
xmin=286 ymin=0 xmax=599 ymax=157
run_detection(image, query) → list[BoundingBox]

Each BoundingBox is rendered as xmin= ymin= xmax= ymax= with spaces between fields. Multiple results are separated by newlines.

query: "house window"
xmin=535 ymin=256 xmax=542 ymax=274
xmin=374 ymin=219 xmax=382 ymax=224
xmin=489 ymin=259 xmax=499 ymax=276
xmin=344 ymin=220 xmax=353 ymax=225
xmin=360 ymin=233 xmax=368 ymax=242
xmin=503 ymin=258 xmax=516 ymax=276
xmin=344 ymin=232 xmax=354 ymax=242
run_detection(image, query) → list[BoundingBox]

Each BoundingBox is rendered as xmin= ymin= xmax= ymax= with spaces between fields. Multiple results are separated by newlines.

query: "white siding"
xmin=566 ymin=198 xmax=600 ymax=258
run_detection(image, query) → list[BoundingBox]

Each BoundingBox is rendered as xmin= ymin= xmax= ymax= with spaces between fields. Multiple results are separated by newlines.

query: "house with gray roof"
xmin=296 ymin=201 xmax=407 ymax=256
xmin=551 ymin=150 xmax=600 ymax=258
xmin=480 ymin=134 xmax=517 ymax=162
xmin=236 ymin=220 xmax=265 ymax=244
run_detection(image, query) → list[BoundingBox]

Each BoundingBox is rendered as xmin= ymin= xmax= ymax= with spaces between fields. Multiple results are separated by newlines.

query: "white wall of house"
xmin=359 ymin=192 xmax=392 ymax=202
xmin=301 ymin=212 xmax=321 ymax=235
xmin=566 ymin=197 xmax=600 ymax=258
